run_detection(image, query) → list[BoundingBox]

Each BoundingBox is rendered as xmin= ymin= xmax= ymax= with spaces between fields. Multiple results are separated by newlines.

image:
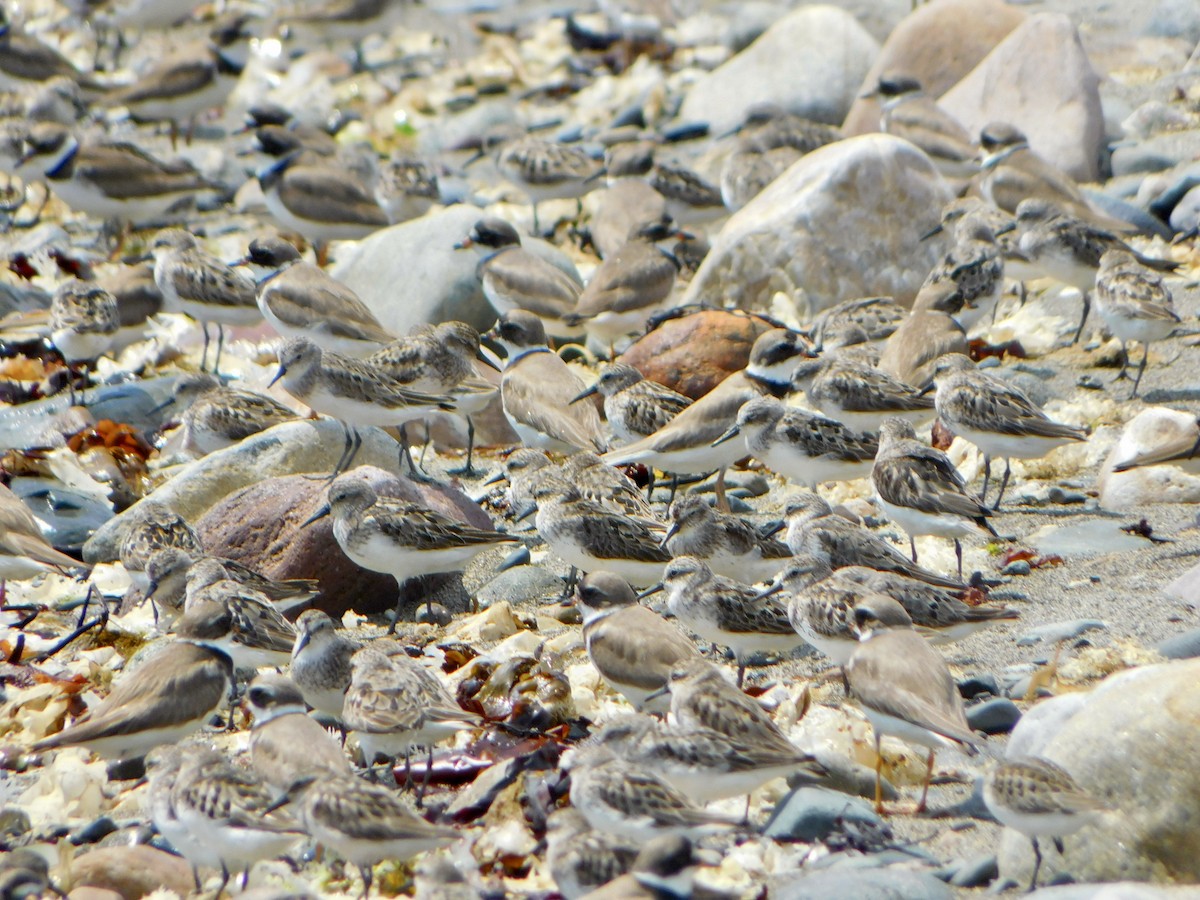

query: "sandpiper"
xmin=648 ymin=160 xmax=725 ymax=226
xmin=791 ymin=355 xmax=936 ymax=433
xmin=242 ymin=235 xmax=396 ymax=357
xmin=375 ymin=153 xmax=439 ymax=224
xmin=587 ymin=713 xmax=823 ymax=803
xmin=604 ymin=328 xmax=815 ymax=507
xmin=531 ymin=480 xmax=670 ymax=587
xmin=289 ymin=609 xmax=360 ymax=721
xmin=720 ymin=145 xmax=803 ymax=211
xmin=983 ymin=757 xmax=1107 ymax=891
xmin=572 ymin=363 xmax=692 ymax=447
xmin=257 ymin=151 xmax=388 ymax=263
xmin=714 ymin=396 xmax=878 ymax=489
xmin=308 ymin=476 xmax=516 ymax=628
xmin=479 ymin=127 xmax=601 ymax=233
xmin=574 ymin=571 xmax=699 ymax=712
xmin=844 ymin=594 xmax=982 ymax=813
xmin=118 ymin=501 xmax=203 ymax=595
xmin=145 ymin=547 xmax=315 ymax=625
xmin=269 ymin=337 xmax=454 ymax=475
xmin=151 ymin=229 xmax=260 ymax=373
xmin=810 ymin=296 xmax=907 ymax=350
xmin=873 ymin=417 xmax=997 ymax=577
xmin=933 ymin=353 xmax=1087 ymax=508
xmin=922 ymin=211 xmax=1006 ymax=332
xmin=33 ymin=640 xmax=233 ymax=759
xmin=565 ymin=217 xmax=681 ymax=353
xmin=488 ymin=310 xmax=607 ymax=453
xmin=342 ymin=640 xmax=479 ymax=764
xmin=864 ymin=73 xmax=977 ymax=180
xmin=245 ymin=672 xmax=353 ymax=793
xmin=654 ymin=556 xmax=805 ymax=685
xmin=162 ymin=373 xmax=296 ymax=456
xmin=578 ymin=835 xmax=714 ymax=900
xmin=457 ymin=217 xmax=583 ymax=340
xmin=662 ymin=494 xmax=790 ymax=584
xmin=48 ymin=280 xmax=118 ymax=404
xmin=728 ymin=103 xmax=842 ymax=156
xmin=783 ymin=490 xmax=965 ymax=590
xmin=1093 ymin=248 xmax=1181 ymax=399
xmin=546 ymin=806 xmax=640 ymax=900
xmin=0 ymin=484 xmax=86 ymax=595
xmin=565 ymin=744 xmax=739 ymax=841
xmin=557 ymin=452 xmax=658 ymax=522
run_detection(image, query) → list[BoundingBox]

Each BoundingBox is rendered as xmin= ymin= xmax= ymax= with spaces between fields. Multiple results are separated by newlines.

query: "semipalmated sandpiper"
xmin=662 ymin=494 xmax=790 ymax=583
xmin=571 ymin=363 xmax=692 ymax=447
xmin=290 ymin=609 xmax=360 ymax=720
xmin=1094 ymin=248 xmax=1181 ymax=399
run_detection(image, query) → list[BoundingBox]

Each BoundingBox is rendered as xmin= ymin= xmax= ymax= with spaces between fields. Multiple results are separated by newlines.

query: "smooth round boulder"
xmin=1097 ymin=407 xmax=1200 ymax=509
xmin=682 ymin=135 xmax=952 ymax=315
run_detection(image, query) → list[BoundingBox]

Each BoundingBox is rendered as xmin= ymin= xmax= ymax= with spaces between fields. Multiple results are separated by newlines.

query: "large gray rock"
xmin=682 ymin=135 xmax=952 ymax=315
xmin=843 ymin=0 xmax=1025 ymax=135
xmin=939 ymin=14 xmax=1105 ymax=182
xmin=998 ymin=661 xmax=1200 ymax=884
xmin=769 ymin=868 xmax=954 ymax=900
xmin=330 ymin=205 xmax=581 ymax=336
xmin=677 ymin=6 xmax=879 ymax=135
xmin=83 ymin=419 xmax=406 ymax=563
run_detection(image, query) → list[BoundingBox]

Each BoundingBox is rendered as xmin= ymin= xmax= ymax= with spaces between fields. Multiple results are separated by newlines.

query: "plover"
xmin=983 ymin=757 xmax=1107 ymax=891
xmin=242 ymin=235 xmax=396 ymax=357
xmin=877 ymin=281 xmax=969 ymax=389
xmin=531 ymin=480 xmax=670 ymax=587
xmin=783 ymin=490 xmax=965 ymax=590
xmin=478 ymin=127 xmax=601 ymax=233
xmin=146 ymin=743 xmax=304 ymax=895
xmin=662 ymin=494 xmax=790 ymax=584
xmin=269 ymin=337 xmax=454 ymax=474
xmin=308 ymin=476 xmax=516 ymax=627
xmin=0 ymin=484 xmax=85 ymax=594
xmin=653 ymin=556 xmax=804 ymax=685
xmin=48 ymin=280 xmax=118 ymax=404
xmin=864 ymin=72 xmax=977 ymax=180
xmin=571 ymin=363 xmax=692 ymax=447
xmin=118 ymin=501 xmax=203 ymax=595
xmin=0 ymin=18 xmax=101 ymax=91
xmin=546 ymin=806 xmax=640 ymax=900
xmin=457 ymin=217 xmax=582 ymax=340
xmin=844 ymin=594 xmax=982 ymax=812
xmin=933 ymin=353 xmax=1087 ymax=508
xmin=1111 ymin=416 xmax=1200 ymax=475
xmin=293 ymin=771 xmax=460 ymax=899
xmin=17 ymin=122 xmax=217 ymax=225
xmin=565 ymin=217 xmax=680 ymax=352
xmin=575 ymin=571 xmax=699 ymax=711
xmin=604 ymin=328 xmax=815 ymax=506
xmin=245 ymin=672 xmax=353 ymax=791
xmin=161 ymin=372 xmax=296 ymax=456
xmin=33 ymin=640 xmax=233 ymax=759
xmin=290 ymin=609 xmax=360 ymax=720
xmin=714 ymin=396 xmax=878 ymax=489
xmin=791 ymin=355 xmax=936 ymax=433
xmin=343 ymin=640 xmax=479 ymax=764
xmin=375 ymin=153 xmax=439 ymax=225
xmin=257 ymin=151 xmax=388 ymax=263
xmin=1093 ymin=248 xmax=1181 ymax=399
xmin=587 ymin=713 xmax=823 ymax=803
xmin=873 ymin=417 xmax=997 ymax=577
xmin=564 ymin=745 xmax=739 ymax=841
xmin=151 ymin=229 xmax=260 ymax=373
xmin=488 ymin=310 xmax=607 ymax=453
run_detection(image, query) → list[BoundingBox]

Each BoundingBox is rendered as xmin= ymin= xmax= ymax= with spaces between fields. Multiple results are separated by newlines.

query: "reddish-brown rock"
xmin=196 ymin=466 xmax=496 ymax=617
xmin=70 ymin=846 xmax=193 ymax=900
xmin=617 ymin=311 xmax=775 ymax=400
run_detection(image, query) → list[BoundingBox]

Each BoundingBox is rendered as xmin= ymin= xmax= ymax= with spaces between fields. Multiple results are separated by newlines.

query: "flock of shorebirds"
xmin=0 ymin=0 xmax=1195 ymax=897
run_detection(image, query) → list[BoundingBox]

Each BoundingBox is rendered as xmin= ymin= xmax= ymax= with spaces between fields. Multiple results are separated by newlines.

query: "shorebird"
xmin=662 ymin=494 xmax=790 ymax=583
xmin=245 ymin=672 xmax=353 ymax=793
xmin=872 ymin=417 xmax=997 ymax=578
xmin=877 ymin=281 xmax=969 ymax=389
xmin=457 ymin=217 xmax=582 ymax=340
xmin=161 ymin=373 xmax=296 ymax=456
xmin=713 ymin=396 xmax=878 ymax=489
xmin=921 ymin=211 xmax=1006 ymax=332
xmin=0 ymin=484 xmax=86 ymax=600
xmin=289 ymin=609 xmax=360 ymax=720
xmin=571 ymin=363 xmax=692 ymax=447
xmin=151 ymin=229 xmax=260 ymax=373
xmin=653 ymin=556 xmax=805 ymax=685
xmin=574 ymin=571 xmax=699 ymax=712
xmin=546 ymin=806 xmax=640 ymax=900
xmin=118 ymin=501 xmax=203 ymax=596
xmin=573 ymin=835 xmax=715 ymax=900
xmin=374 ymin=154 xmax=439 ymax=224
xmin=242 ymin=235 xmax=395 ymax=357
xmin=864 ymin=72 xmax=977 ymax=180
xmin=983 ymin=757 xmax=1108 ymax=891
xmin=1093 ymin=248 xmax=1181 ymax=399
xmin=809 ymin=296 xmax=907 ymax=350
xmin=932 ymin=353 xmax=1087 ymax=508
xmin=791 ymin=355 xmax=935 ymax=433
xmin=844 ymin=594 xmax=982 ymax=813
xmin=307 ymin=476 xmax=517 ymax=628
xmin=48 ymin=280 xmax=118 ymax=404
xmin=488 ymin=310 xmax=607 ymax=453
xmin=33 ymin=640 xmax=233 ymax=759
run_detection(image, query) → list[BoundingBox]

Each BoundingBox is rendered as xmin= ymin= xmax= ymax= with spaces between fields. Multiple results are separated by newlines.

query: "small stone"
xmin=71 ymin=845 xmax=194 ymax=900
xmin=69 ymin=889 xmax=125 ymax=900
xmin=0 ymin=806 xmax=31 ymax=837
xmin=946 ymin=854 xmax=999 ymax=888
xmin=763 ymin=785 xmax=882 ymax=841
xmin=416 ymin=603 xmax=453 ymax=627
xmin=1077 ymin=374 xmax=1104 ymax=390
xmin=1016 ymin=619 xmax=1107 ymax=646
xmin=104 ymin=758 xmax=144 ymax=782
xmin=1001 ymin=560 xmax=1031 ymax=576
xmin=769 ymin=868 xmax=954 ymax=900
xmin=957 ymin=674 xmax=1000 ymax=700
xmin=966 ymin=697 xmax=1022 ymax=734
xmin=1156 ymin=627 xmax=1200 ymax=660
xmin=70 ymin=816 xmax=118 ymax=845
xmin=475 ymin=566 xmax=564 ymax=609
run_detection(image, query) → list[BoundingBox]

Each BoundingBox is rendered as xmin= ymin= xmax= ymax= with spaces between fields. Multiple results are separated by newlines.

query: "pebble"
xmin=1155 ymin=627 xmax=1200 ymax=660
xmin=944 ymin=853 xmax=999 ymax=888
xmin=763 ymin=786 xmax=883 ymax=841
xmin=769 ymin=868 xmax=955 ymax=900
xmin=69 ymin=816 xmax=118 ymax=846
xmin=1016 ymin=619 xmax=1107 ymax=646
xmin=957 ymin=674 xmax=1000 ymax=700
xmin=474 ymin=566 xmax=564 ymax=610
xmin=416 ymin=603 xmax=453 ymax=627
xmin=1001 ymin=560 xmax=1032 ymax=576
xmin=966 ymin=697 xmax=1022 ymax=734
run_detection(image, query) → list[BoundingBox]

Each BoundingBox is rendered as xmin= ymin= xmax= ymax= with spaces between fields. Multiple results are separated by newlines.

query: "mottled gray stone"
xmin=770 ymin=867 xmax=954 ymax=900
